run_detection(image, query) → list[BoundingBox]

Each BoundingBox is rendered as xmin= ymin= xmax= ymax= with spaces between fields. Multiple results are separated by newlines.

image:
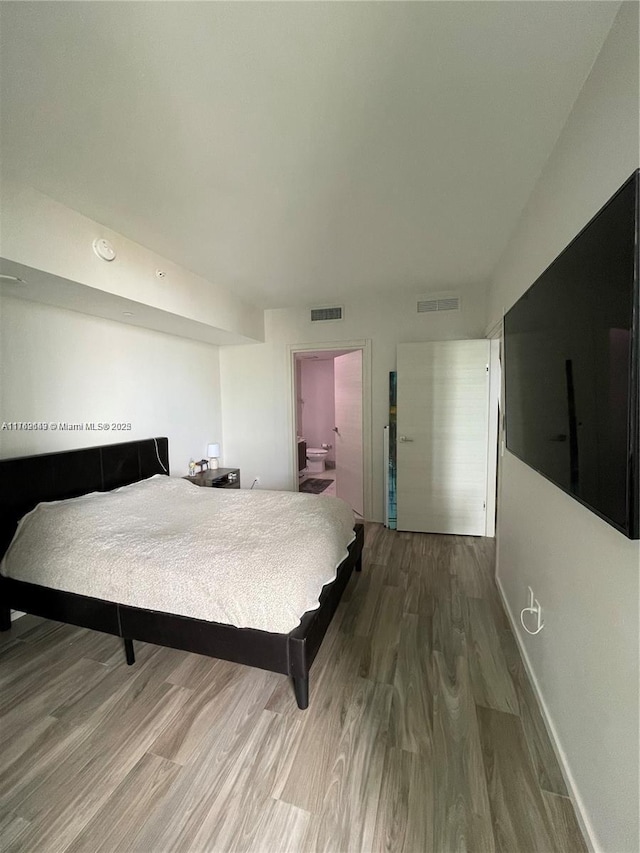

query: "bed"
xmin=0 ymin=437 xmax=364 ymax=709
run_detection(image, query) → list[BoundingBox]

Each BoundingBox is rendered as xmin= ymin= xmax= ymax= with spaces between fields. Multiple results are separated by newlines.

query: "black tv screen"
xmin=504 ymin=170 xmax=639 ymax=539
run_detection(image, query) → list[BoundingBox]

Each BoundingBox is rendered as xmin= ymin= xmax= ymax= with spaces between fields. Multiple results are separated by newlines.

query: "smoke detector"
xmin=92 ymin=238 xmax=116 ymax=262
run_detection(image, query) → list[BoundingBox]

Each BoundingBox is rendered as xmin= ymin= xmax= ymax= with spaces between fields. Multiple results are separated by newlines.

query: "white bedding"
xmin=0 ymin=476 xmax=356 ymax=634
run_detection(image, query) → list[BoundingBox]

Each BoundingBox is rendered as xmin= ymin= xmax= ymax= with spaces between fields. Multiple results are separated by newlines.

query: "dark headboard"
xmin=0 ymin=437 xmax=169 ymax=560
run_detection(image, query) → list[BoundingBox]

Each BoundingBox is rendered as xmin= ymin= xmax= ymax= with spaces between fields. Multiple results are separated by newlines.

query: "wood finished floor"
xmin=0 ymin=524 xmax=587 ymax=853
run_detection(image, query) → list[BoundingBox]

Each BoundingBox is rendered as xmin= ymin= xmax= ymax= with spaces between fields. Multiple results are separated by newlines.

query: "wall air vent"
xmin=310 ymin=306 xmax=343 ymax=322
xmin=417 ymin=296 xmax=460 ymax=314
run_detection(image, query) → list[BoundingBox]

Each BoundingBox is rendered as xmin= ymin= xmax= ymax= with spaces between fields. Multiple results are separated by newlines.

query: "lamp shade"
xmin=207 ymin=443 xmax=220 ymax=458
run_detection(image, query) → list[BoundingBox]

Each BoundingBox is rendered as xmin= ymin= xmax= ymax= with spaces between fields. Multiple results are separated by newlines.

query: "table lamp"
xmin=207 ymin=443 xmax=220 ymax=470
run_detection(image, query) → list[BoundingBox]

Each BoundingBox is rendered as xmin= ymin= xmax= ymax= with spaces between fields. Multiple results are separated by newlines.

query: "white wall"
xmin=0 ymin=180 xmax=264 ymax=343
xmin=300 ymin=359 xmax=335 ymax=464
xmin=488 ymin=5 xmax=639 ymax=852
xmin=0 ymin=296 xmax=222 ymax=475
xmin=220 ymin=285 xmax=486 ymax=520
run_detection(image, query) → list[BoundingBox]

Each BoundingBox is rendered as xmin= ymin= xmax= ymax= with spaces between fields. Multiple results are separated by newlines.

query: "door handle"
xmin=399 ymin=435 xmax=413 ymax=442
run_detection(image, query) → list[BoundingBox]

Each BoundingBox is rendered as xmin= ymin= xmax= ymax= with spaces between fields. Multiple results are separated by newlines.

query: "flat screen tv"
xmin=504 ymin=170 xmax=639 ymax=539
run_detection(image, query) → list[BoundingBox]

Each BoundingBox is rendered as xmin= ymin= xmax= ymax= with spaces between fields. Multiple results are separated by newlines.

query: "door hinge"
xmin=486 ymin=364 xmax=489 ymax=372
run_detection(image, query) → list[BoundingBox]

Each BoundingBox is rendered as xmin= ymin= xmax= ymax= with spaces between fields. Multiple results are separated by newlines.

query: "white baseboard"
xmin=495 ymin=575 xmax=598 ymax=853
xmin=10 ymin=610 xmax=25 ymax=622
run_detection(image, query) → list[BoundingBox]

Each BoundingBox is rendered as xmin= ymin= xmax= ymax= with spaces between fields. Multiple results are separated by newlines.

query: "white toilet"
xmin=306 ymin=447 xmax=328 ymax=474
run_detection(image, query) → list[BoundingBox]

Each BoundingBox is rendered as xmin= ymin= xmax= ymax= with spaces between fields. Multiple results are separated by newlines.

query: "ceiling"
xmin=0 ymin=2 xmax=619 ymax=309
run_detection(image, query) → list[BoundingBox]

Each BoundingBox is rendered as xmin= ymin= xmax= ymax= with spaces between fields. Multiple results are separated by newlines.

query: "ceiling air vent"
xmin=310 ymin=306 xmax=343 ymax=322
xmin=417 ymin=296 xmax=460 ymax=314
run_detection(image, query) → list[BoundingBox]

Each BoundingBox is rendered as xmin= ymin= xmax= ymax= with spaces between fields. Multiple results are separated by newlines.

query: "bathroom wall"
xmin=295 ymin=359 xmax=303 ymax=436
xmin=300 ymin=358 xmax=335 ymax=464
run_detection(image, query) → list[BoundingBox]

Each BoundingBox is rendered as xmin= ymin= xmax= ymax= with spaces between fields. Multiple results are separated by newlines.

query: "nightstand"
xmin=184 ymin=468 xmax=241 ymax=489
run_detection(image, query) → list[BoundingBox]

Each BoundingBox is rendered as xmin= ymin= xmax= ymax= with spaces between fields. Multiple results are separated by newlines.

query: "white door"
xmin=334 ymin=351 xmax=364 ymax=516
xmin=396 ymin=340 xmax=490 ymax=535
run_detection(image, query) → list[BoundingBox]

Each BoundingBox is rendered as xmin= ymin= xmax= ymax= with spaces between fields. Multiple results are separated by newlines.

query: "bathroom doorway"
xmin=289 ymin=341 xmax=371 ymax=519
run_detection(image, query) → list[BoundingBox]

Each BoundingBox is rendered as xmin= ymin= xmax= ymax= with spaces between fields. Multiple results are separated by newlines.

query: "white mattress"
xmin=0 ymin=475 xmax=356 ymax=634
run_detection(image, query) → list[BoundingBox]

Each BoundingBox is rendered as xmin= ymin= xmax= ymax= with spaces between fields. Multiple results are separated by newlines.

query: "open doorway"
xmin=289 ymin=341 xmax=371 ymax=519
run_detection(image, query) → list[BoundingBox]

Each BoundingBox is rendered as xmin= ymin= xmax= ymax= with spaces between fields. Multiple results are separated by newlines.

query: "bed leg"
xmin=123 ymin=638 xmax=135 ymax=665
xmin=0 ymin=606 xmax=11 ymax=632
xmin=293 ymin=675 xmax=309 ymax=710
xmin=355 ymin=555 xmax=362 ymax=572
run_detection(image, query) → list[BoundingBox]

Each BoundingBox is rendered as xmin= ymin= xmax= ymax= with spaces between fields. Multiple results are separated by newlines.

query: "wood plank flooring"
xmin=0 ymin=524 xmax=587 ymax=853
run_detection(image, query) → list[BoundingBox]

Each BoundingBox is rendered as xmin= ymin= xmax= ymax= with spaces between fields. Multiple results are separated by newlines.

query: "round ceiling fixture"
xmin=92 ymin=238 xmax=116 ymax=262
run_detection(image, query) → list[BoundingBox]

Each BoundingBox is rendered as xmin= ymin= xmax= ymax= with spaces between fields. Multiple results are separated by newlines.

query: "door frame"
xmin=287 ymin=340 xmax=372 ymax=520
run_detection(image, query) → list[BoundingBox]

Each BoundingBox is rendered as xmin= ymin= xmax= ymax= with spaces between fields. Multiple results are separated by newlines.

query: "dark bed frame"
xmin=0 ymin=437 xmax=363 ymax=709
